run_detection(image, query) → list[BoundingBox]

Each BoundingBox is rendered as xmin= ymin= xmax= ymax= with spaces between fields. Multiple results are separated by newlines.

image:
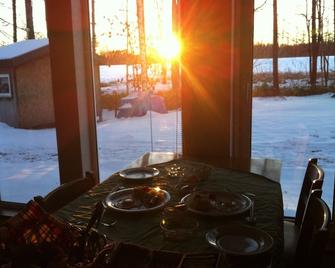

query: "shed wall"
xmin=16 ymin=56 xmax=55 ymax=128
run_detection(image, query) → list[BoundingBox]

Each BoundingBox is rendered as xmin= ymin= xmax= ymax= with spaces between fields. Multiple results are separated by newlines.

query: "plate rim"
xmin=181 ymin=191 xmax=252 ymax=216
xmin=119 ymin=167 xmax=160 ymax=181
xmin=206 ymin=225 xmax=274 ymax=256
xmin=104 ymin=187 xmax=170 ymax=213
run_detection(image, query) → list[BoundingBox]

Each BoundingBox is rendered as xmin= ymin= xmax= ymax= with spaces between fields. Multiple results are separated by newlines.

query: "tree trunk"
xmin=12 ymin=0 xmax=17 ymax=42
xmin=25 ymin=0 xmax=35 ymax=39
xmin=136 ymin=0 xmax=148 ymax=91
xmin=171 ymin=0 xmax=180 ymax=92
xmin=311 ymin=0 xmax=318 ymax=89
xmin=126 ymin=0 xmax=130 ymax=94
xmin=273 ymin=0 xmax=279 ymax=94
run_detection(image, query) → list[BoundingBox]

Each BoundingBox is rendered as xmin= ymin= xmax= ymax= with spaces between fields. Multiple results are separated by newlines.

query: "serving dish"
xmin=104 ymin=186 xmax=170 ymax=213
xmin=181 ymin=191 xmax=252 ymax=216
xmin=206 ymin=225 xmax=273 ymax=256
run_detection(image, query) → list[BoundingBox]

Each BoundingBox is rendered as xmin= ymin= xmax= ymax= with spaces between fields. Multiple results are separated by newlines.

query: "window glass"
xmin=0 ymin=0 xmax=59 ymax=202
xmin=253 ymin=0 xmax=335 ymax=216
xmin=91 ymin=0 xmax=182 ymax=180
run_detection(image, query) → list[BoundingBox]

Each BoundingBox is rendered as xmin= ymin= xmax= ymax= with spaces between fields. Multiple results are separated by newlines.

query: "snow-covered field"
xmin=253 ymin=56 xmax=335 ymax=73
xmin=0 ymin=94 xmax=334 ymax=216
xmin=252 ymin=93 xmax=335 ymax=215
xmin=100 ymin=56 xmax=335 ymax=84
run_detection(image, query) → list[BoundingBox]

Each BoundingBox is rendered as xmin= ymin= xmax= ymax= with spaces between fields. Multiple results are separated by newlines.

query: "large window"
xmin=0 ymin=0 xmax=59 ymax=203
xmin=90 ymin=0 xmax=182 ymax=180
xmin=253 ymin=0 xmax=335 ymax=216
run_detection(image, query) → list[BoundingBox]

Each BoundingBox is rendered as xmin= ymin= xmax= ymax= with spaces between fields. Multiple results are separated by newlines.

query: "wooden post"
xmin=45 ymin=0 xmax=99 ymax=183
xmin=180 ymin=0 xmax=253 ymax=160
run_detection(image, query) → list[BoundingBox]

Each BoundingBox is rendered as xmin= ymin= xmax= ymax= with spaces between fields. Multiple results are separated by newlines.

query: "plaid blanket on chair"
xmin=0 ymin=200 xmax=86 ymax=267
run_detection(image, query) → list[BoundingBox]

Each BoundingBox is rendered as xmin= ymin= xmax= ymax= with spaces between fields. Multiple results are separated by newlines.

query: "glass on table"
xmin=160 ymin=204 xmax=199 ymax=241
xmin=165 ymin=163 xmax=186 ymax=178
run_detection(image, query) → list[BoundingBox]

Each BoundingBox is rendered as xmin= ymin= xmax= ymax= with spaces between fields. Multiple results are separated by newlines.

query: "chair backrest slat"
xmin=295 ymin=158 xmax=324 ymax=227
xmin=35 ymin=171 xmax=96 ymax=213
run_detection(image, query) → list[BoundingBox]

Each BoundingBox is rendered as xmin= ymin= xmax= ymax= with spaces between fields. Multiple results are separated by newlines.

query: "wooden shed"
xmin=0 ymin=39 xmax=55 ymax=129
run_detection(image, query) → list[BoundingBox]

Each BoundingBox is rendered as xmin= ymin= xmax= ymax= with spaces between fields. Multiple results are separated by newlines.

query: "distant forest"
xmin=254 ymin=42 xmax=335 ymax=59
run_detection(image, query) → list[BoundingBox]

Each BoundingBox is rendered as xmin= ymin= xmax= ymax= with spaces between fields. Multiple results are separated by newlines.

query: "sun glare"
xmin=157 ymin=35 xmax=181 ymax=61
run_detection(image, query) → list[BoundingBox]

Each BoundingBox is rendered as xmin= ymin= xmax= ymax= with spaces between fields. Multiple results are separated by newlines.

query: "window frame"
xmin=0 ymin=74 xmax=12 ymax=98
xmin=45 ymin=0 xmax=99 ymax=184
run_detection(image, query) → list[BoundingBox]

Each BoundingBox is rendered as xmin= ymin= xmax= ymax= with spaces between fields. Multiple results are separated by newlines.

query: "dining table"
xmin=54 ymin=155 xmax=283 ymax=267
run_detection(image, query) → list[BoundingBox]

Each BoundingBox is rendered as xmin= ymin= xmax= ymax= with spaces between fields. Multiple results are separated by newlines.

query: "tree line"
xmin=270 ymin=0 xmax=334 ymax=92
xmin=254 ymin=42 xmax=335 ymax=59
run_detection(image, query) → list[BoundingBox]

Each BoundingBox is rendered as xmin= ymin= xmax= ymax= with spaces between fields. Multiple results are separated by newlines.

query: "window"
xmin=91 ymin=0 xmax=182 ymax=180
xmin=0 ymin=74 xmax=12 ymax=98
xmin=0 ymin=1 xmax=60 ymax=203
xmin=252 ymin=0 xmax=335 ymax=216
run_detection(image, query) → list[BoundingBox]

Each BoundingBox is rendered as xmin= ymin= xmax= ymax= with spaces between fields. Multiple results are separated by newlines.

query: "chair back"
xmin=35 ymin=171 xmax=96 ymax=213
xmin=295 ymin=158 xmax=324 ymax=227
xmin=295 ymin=190 xmax=330 ymax=268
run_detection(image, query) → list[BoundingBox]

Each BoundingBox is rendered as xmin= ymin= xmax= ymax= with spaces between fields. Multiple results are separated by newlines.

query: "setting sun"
xmin=156 ymin=35 xmax=181 ymax=61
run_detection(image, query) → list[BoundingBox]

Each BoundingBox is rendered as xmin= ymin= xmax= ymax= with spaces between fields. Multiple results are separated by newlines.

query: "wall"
xmin=16 ymin=56 xmax=55 ymax=128
xmin=0 ymin=69 xmax=19 ymax=127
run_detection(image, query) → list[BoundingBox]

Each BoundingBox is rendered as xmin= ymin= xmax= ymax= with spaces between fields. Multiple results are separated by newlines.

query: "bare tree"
xmin=254 ymin=0 xmax=268 ymax=12
xmin=311 ymin=0 xmax=318 ymax=88
xmin=301 ymin=0 xmax=312 ymax=82
xmin=318 ymin=0 xmax=329 ymax=86
xmin=273 ymin=0 xmax=279 ymax=94
xmin=12 ymin=0 xmax=17 ymax=42
xmin=25 ymin=0 xmax=35 ymax=39
xmin=136 ymin=0 xmax=148 ymax=91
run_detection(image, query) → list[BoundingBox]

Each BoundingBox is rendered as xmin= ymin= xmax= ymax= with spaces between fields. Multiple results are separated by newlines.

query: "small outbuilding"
xmin=0 ymin=39 xmax=55 ymax=129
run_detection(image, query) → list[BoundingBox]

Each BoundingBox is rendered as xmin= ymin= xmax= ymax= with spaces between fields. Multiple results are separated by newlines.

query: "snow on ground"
xmin=253 ymin=56 xmax=335 ymax=73
xmin=252 ymin=93 xmax=335 ymax=215
xmin=0 ymin=94 xmax=334 ymax=217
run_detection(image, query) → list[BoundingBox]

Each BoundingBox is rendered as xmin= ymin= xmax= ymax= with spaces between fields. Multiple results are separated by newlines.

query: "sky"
xmin=254 ymin=0 xmax=334 ymax=44
xmin=0 ymin=0 xmax=334 ymax=48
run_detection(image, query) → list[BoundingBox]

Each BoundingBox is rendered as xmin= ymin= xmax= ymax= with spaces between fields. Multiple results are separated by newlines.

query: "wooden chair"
xmin=281 ymin=189 xmax=327 ymax=267
xmin=34 ymin=171 xmax=96 ymax=213
xmin=294 ymin=158 xmax=324 ymax=227
xmin=294 ymin=191 xmax=331 ymax=268
xmin=282 ymin=159 xmax=324 ymax=267
xmin=283 ymin=158 xmax=324 ymax=262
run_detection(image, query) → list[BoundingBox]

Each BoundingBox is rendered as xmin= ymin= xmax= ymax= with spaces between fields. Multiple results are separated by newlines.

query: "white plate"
xmin=181 ymin=191 xmax=252 ymax=216
xmin=119 ymin=167 xmax=160 ymax=182
xmin=104 ymin=187 xmax=170 ymax=213
xmin=206 ymin=225 xmax=273 ymax=256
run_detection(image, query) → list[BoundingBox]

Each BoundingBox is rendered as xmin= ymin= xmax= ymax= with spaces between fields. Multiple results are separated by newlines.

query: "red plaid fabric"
xmin=5 ymin=200 xmax=80 ymax=251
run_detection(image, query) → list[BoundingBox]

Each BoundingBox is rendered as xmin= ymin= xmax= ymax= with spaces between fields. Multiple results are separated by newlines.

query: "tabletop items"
xmin=119 ymin=167 xmax=160 ymax=182
xmin=54 ymin=159 xmax=282 ymax=267
xmin=100 ymin=162 xmax=275 ymax=259
xmin=206 ymin=225 xmax=274 ymax=256
xmin=181 ymin=191 xmax=252 ymax=217
xmin=104 ymin=186 xmax=170 ymax=213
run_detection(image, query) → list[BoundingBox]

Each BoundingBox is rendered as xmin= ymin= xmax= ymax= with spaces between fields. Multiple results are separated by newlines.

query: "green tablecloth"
xmin=55 ymin=159 xmax=283 ymax=264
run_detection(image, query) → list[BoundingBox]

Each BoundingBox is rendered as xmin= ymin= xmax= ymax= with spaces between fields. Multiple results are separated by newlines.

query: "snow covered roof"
xmin=0 ymin=39 xmax=49 ymax=60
